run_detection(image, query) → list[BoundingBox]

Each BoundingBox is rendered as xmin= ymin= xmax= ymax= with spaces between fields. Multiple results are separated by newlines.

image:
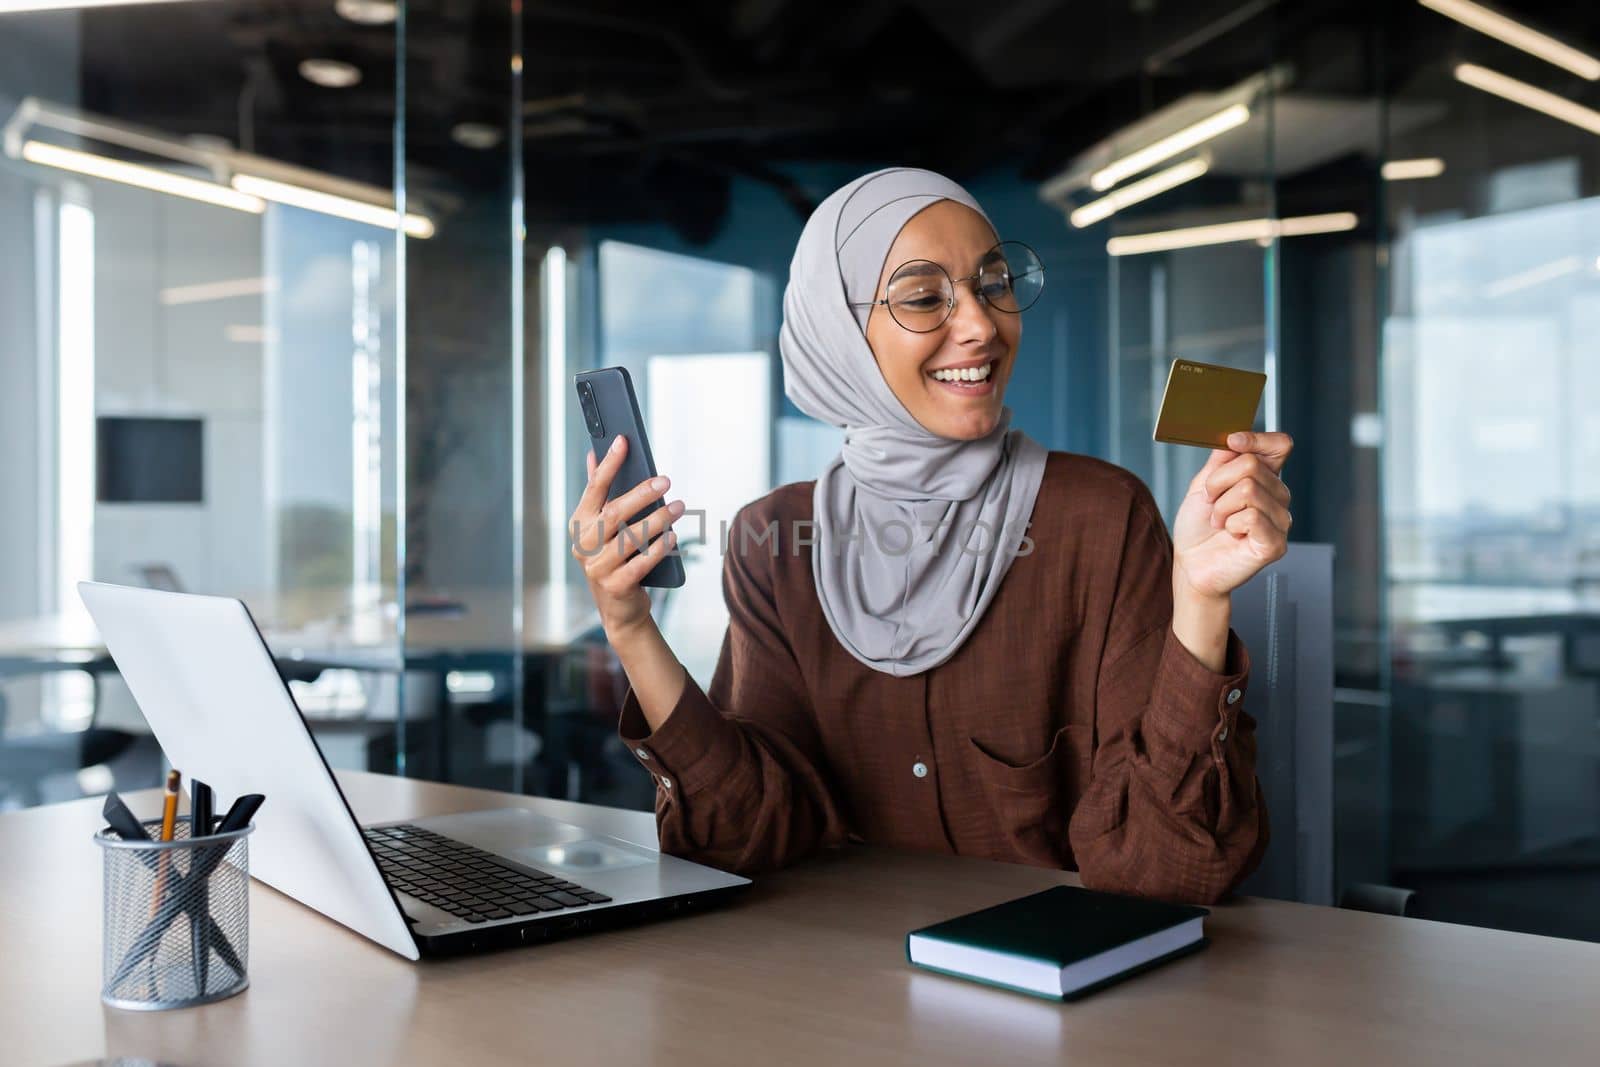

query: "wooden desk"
xmin=5 ymin=772 xmax=1599 ymax=1067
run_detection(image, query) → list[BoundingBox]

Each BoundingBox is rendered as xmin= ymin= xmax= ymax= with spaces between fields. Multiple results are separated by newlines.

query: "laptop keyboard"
xmin=363 ymin=824 xmax=612 ymax=924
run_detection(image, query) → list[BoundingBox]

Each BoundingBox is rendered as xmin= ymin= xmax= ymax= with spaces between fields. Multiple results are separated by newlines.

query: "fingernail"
xmin=1228 ymin=432 xmax=1248 ymax=448
xmin=610 ymin=435 xmax=624 ymax=453
xmin=668 ymin=499 xmax=685 ymax=517
xmin=652 ymin=476 xmax=670 ymax=491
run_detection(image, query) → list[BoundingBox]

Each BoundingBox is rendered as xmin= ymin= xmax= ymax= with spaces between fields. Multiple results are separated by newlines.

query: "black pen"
xmin=103 ymin=793 xmax=153 ymax=847
xmin=215 ymin=793 xmax=264 ymax=834
xmin=188 ymin=779 xmax=214 ymax=993
xmin=191 ymin=779 xmax=213 ymax=837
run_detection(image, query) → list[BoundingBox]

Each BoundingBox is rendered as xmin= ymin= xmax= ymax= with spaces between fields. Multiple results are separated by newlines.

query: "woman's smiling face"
xmin=864 ymin=199 xmax=1018 ymax=442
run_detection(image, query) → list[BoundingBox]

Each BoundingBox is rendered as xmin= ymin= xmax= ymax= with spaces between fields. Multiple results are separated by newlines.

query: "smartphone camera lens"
xmin=577 ymin=382 xmax=604 ymax=438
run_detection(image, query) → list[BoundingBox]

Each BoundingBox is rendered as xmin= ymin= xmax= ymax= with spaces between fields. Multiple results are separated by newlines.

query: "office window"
xmin=597 ymin=241 xmax=774 ymax=688
xmin=647 ymin=352 xmax=772 ymax=688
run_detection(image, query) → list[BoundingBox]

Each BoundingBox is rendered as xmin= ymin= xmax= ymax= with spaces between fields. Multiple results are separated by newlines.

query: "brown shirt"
xmin=619 ymin=450 xmax=1266 ymax=904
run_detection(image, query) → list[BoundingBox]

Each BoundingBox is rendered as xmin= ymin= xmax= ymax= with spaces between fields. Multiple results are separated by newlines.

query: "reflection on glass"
xmin=0 ymin=3 xmax=408 ymax=806
xmin=1383 ymin=5 xmax=1600 ymax=938
xmin=1098 ymin=66 xmax=1277 ymax=523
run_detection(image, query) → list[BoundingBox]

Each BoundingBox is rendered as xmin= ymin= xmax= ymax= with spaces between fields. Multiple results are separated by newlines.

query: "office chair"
xmin=130 ymin=563 xmax=185 ymax=592
xmin=1340 ymin=882 xmax=1416 ymax=917
xmin=1232 ymin=543 xmax=1336 ymax=906
xmin=0 ymin=673 xmax=140 ymax=808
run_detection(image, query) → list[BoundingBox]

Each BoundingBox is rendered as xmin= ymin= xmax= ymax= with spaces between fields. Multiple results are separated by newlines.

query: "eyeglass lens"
xmin=882 ymin=241 xmax=1044 ymax=332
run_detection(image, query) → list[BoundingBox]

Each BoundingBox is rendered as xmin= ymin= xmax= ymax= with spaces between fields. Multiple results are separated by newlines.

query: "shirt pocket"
xmin=967 ymin=723 xmax=1089 ymax=868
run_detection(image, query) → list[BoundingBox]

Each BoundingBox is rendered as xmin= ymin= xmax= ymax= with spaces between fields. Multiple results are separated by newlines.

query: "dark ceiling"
xmin=16 ymin=0 xmax=1598 ymax=242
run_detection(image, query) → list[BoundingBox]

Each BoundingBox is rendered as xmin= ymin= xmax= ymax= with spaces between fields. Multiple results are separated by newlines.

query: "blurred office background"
xmin=3 ymin=0 xmax=1599 ymax=943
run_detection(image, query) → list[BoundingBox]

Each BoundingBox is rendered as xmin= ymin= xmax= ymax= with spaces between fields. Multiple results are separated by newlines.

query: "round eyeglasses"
xmin=851 ymin=241 xmax=1045 ymax=333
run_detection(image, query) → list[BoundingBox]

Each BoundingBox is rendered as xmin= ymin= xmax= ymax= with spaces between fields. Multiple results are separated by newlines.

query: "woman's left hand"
xmin=1171 ymin=431 xmax=1294 ymax=601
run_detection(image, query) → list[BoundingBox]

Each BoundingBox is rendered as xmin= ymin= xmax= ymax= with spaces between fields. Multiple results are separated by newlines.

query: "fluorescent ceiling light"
xmin=1090 ymin=104 xmax=1249 ymax=191
xmin=224 ymin=324 xmax=275 ymax=344
xmin=0 ymin=0 xmax=210 ymax=11
xmin=10 ymin=100 xmax=439 ymax=237
xmin=1483 ymin=254 xmax=1584 ymax=298
xmin=1382 ymin=157 xmax=1446 ymax=180
xmin=1420 ymin=0 xmax=1600 ymax=81
xmin=1071 ymin=157 xmax=1208 ymax=228
xmin=1106 ymin=212 xmax=1358 ymax=256
xmin=1455 ymin=62 xmax=1600 ymax=135
xmin=1275 ymin=213 xmax=1359 ymax=237
xmin=451 ymin=122 xmax=503 ymax=150
xmin=231 ymin=173 xmax=435 ymax=238
xmin=334 ymin=0 xmax=395 ymax=24
xmin=21 ymin=140 xmax=264 ymax=213
xmin=160 ymin=276 xmax=276 ymax=305
xmin=298 ymin=59 xmax=362 ymax=90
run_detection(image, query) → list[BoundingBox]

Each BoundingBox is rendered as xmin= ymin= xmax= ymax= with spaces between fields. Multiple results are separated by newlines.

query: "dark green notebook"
xmin=906 ymin=885 xmax=1209 ymax=1001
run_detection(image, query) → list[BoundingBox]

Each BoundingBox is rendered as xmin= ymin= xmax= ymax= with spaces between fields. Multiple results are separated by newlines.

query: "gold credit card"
xmin=1153 ymin=358 xmax=1267 ymax=449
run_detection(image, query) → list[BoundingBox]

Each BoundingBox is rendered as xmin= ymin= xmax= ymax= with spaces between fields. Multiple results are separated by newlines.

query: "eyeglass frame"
xmin=848 ymin=240 xmax=1045 ymax=333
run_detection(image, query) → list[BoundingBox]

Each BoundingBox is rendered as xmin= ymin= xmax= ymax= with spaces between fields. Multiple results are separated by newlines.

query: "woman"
xmin=569 ymin=168 xmax=1292 ymax=905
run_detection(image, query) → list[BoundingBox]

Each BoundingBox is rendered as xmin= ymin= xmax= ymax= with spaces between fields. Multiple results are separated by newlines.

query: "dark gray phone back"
xmin=573 ymin=367 xmax=686 ymax=588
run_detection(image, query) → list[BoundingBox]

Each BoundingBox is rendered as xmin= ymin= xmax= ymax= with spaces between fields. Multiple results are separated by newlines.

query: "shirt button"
xmin=659 ymin=776 xmax=673 ymax=791
xmin=1226 ymin=688 xmax=1242 ymax=706
xmin=912 ymin=761 xmax=928 ymax=779
xmin=634 ymin=747 xmax=650 ymax=761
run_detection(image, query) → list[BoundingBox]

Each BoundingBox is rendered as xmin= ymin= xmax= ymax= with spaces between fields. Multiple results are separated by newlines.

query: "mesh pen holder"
xmin=95 ymin=816 xmax=253 ymax=1011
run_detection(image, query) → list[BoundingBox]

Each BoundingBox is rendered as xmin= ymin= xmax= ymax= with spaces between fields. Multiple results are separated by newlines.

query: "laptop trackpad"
xmin=417 ymin=808 xmax=654 ymax=873
xmin=517 ymin=839 xmax=653 ymax=875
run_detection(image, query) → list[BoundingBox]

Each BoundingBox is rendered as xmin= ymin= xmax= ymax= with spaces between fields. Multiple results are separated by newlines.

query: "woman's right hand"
xmin=569 ymin=434 xmax=686 ymax=643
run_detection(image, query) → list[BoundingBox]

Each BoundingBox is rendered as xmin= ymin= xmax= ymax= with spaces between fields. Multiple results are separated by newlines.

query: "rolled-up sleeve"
xmin=1067 ymin=485 xmax=1268 ymax=904
xmin=617 ymin=502 xmax=850 ymax=875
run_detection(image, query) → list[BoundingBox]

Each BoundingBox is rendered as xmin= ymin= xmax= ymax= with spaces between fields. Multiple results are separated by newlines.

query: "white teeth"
xmin=931 ymin=363 xmax=992 ymax=383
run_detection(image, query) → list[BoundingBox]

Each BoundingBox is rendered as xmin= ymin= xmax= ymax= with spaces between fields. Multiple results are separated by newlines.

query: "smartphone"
xmin=1152 ymin=358 xmax=1267 ymax=449
xmin=573 ymin=367 xmax=686 ymax=588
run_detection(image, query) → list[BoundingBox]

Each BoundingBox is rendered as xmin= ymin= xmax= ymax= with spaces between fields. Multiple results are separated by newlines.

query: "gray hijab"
xmin=778 ymin=167 xmax=1049 ymax=677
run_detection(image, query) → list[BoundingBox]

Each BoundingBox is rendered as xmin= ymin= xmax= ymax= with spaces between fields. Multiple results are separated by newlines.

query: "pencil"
xmin=151 ymin=769 xmax=181 ymax=919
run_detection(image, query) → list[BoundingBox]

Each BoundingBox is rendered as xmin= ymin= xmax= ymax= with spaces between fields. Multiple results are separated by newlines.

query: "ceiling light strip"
xmin=1071 ymin=157 xmax=1209 ymax=228
xmin=1106 ymin=212 xmax=1358 ymax=256
xmin=1420 ymin=0 xmax=1600 ymax=81
xmin=1455 ymin=62 xmax=1600 ymax=135
xmin=1090 ymin=103 xmax=1250 ymax=192
xmin=231 ymin=173 xmax=435 ymax=238
xmin=1381 ymin=157 xmax=1446 ymax=180
xmin=1483 ymin=254 xmax=1584 ymax=298
xmin=159 ymin=276 xmax=276 ymax=305
xmin=20 ymin=141 xmax=264 ymax=213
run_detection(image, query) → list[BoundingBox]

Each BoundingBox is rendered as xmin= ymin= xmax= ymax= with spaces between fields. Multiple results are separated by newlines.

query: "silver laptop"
xmin=79 ymin=581 xmax=749 ymax=960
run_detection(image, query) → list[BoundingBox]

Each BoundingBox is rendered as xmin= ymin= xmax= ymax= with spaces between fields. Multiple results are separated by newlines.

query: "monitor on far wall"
xmin=96 ymin=416 xmax=204 ymax=504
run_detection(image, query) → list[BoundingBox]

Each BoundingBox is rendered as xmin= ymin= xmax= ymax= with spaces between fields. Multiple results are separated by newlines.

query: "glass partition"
xmin=1381 ymin=3 xmax=1600 ymax=938
xmin=396 ymin=0 xmax=527 ymax=792
xmin=1098 ymin=60 xmax=1277 ymax=520
xmin=0 ymin=2 xmax=409 ymax=804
